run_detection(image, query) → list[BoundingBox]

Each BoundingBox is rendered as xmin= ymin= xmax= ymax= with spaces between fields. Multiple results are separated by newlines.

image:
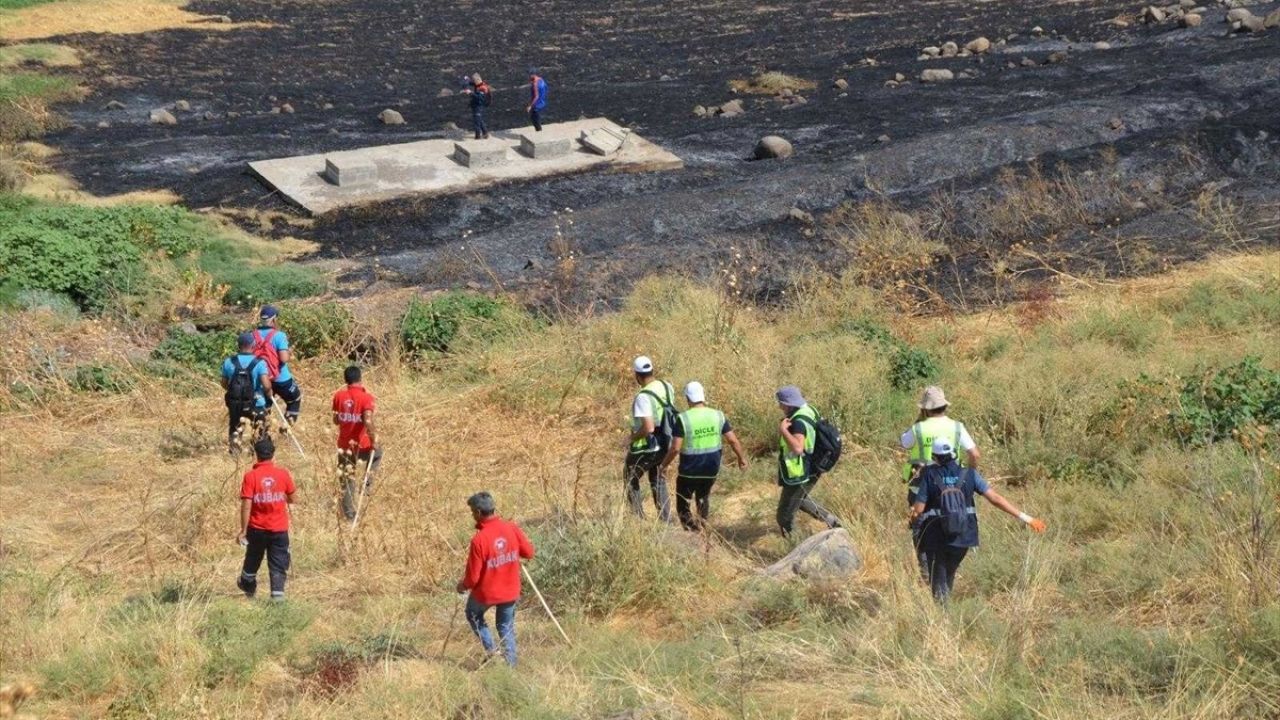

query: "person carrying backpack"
xmin=464 ymin=73 xmax=492 ymax=140
xmin=775 ymin=385 xmax=843 ymax=536
xmin=221 ymin=332 xmax=272 ymax=452
xmin=252 ymin=306 xmax=302 ymax=426
xmin=526 ymin=68 xmax=548 ymax=131
xmin=624 ymin=356 xmax=674 ymax=521
xmin=659 ymin=381 xmax=748 ymax=531
xmin=909 ymin=438 xmax=1047 ymax=601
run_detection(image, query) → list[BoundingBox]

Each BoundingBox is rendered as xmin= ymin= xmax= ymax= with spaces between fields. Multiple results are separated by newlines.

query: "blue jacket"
xmin=530 ymin=76 xmax=548 ymax=110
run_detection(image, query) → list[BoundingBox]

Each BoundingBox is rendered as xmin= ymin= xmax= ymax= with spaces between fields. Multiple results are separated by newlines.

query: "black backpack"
xmin=795 ymin=412 xmax=844 ymax=476
xmin=225 ymin=356 xmax=261 ymax=412
xmin=938 ymin=469 xmax=975 ymax=540
xmin=640 ymin=383 xmax=677 ymax=453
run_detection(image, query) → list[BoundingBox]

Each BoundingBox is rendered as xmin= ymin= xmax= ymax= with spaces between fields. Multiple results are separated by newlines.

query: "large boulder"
xmin=763 ymin=528 xmax=863 ymax=581
xmin=965 ymin=37 xmax=992 ymax=54
xmin=753 ymin=135 xmax=793 ymax=160
xmin=1226 ymin=8 xmax=1253 ymax=22
xmin=717 ymin=98 xmax=745 ymax=117
xmin=1267 ymin=9 xmax=1280 ymax=28
xmin=920 ymin=68 xmax=955 ymax=83
xmin=378 ymin=108 xmax=405 ymax=125
xmin=1182 ymin=12 xmax=1203 ymax=26
xmin=149 ymin=108 xmax=177 ymax=126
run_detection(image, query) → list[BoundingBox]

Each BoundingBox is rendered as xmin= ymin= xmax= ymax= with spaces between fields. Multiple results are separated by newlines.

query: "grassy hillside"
xmin=2 ymin=251 xmax=1277 ymax=719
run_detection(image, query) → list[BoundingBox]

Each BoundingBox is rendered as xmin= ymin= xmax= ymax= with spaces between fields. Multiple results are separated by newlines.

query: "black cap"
xmin=254 ymin=437 xmax=276 ymax=461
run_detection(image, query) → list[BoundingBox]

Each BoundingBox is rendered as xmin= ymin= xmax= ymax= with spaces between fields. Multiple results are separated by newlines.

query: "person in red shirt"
xmin=332 ymin=365 xmax=381 ymax=520
xmin=456 ymin=492 xmax=535 ymax=666
xmin=237 ymin=438 xmax=297 ymax=600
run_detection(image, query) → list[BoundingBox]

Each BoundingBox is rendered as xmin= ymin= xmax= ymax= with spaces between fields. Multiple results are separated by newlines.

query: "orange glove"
xmin=1028 ymin=517 xmax=1047 ymax=534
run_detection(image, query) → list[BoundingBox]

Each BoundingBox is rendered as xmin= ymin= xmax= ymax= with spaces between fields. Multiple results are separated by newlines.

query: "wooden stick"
xmin=272 ymin=398 xmax=306 ymax=458
xmin=522 ymin=565 xmax=571 ymax=646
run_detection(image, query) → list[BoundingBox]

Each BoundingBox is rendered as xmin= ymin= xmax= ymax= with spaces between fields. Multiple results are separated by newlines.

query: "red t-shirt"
xmin=332 ymin=384 xmax=376 ymax=452
xmin=240 ymin=461 xmax=296 ymax=532
xmin=461 ymin=516 xmax=535 ymax=605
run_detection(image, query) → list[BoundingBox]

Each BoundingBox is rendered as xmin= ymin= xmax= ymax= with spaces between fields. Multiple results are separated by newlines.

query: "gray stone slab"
xmin=580 ymin=126 xmax=630 ymax=156
xmin=519 ymin=133 xmax=573 ymax=159
xmin=453 ymin=140 xmax=509 ymax=169
xmin=323 ymin=156 xmax=377 ymax=187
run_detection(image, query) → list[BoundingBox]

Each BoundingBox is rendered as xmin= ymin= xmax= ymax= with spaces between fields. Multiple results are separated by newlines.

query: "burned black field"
xmin=43 ymin=0 xmax=1280 ymax=308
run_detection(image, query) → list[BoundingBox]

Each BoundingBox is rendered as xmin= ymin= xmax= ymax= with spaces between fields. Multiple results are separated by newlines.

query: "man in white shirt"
xmin=624 ymin=356 xmax=675 ymax=521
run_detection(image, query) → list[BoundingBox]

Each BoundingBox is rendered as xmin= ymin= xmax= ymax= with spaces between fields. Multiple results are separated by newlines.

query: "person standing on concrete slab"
xmin=463 ymin=73 xmax=492 ymax=140
xmin=526 ymin=68 xmax=548 ymax=131
xmin=774 ymin=385 xmax=842 ymax=536
xmin=660 ymin=381 xmax=748 ymax=531
xmin=624 ymin=356 xmax=675 ymax=521
xmin=457 ymin=491 xmax=535 ymax=666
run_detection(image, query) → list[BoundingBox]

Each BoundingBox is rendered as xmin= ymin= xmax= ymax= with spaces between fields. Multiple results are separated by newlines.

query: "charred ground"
xmin=37 ymin=0 xmax=1280 ymax=308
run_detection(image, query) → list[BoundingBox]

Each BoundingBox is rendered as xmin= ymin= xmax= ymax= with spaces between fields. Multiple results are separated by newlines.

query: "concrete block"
xmin=579 ymin=127 xmax=630 ymax=156
xmin=519 ymin=133 xmax=573 ymax=159
xmin=453 ymin=140 xmax=508 ymax=169
xmin=324 ymin=157 xmax=377 ymax=187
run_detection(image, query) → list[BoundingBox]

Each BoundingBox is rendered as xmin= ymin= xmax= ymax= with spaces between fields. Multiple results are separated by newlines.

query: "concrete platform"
xmin=248 ymin=118 xmax=682 ymax=215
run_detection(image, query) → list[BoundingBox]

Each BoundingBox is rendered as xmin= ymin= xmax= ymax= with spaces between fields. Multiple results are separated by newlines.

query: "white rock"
xmin=941 ymin=41 xmax=959 ymax=57
xmin=149 ymin=108 xmax=178 ymax=125
xmin=753 ymin=135 xmax=793 ymax=160
xmin=922 ymin=45 xmax=941 ymax=57
xmin=378 ymin=108 xmax=405 ymax=125
xmin=920 ymin=68 xmax=955 ymax=82
xmin=965 ymin=36 xmax=992 ymax=53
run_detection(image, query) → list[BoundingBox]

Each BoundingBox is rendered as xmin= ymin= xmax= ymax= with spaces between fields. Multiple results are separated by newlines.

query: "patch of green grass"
xmin=0 ymin=42 xmax=78 ymax=68
xmin=200 ymin=600 xmax=314 ymax=687
xmin=0 ymin=0 xmax=60 ymax=10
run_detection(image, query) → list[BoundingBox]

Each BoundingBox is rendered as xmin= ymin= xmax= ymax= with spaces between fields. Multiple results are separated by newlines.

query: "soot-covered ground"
xmin=39 ymin=0 xmax=1280 ymax=307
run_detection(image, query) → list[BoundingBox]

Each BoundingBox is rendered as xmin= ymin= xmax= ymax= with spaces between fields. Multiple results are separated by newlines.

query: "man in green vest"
xmin=775 ymin=385 xmax=842 ymax=536
xmin=660 ymin=381 xmax=748 ymax=531
xmin=624 ymin=356 xmax=674 ymax=521
xmin=901 ymin=385 xmax=980 ymax=574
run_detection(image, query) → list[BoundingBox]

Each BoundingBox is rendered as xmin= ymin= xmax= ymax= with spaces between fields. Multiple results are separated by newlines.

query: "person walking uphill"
xmin=624 ymin=356 xmax=675 ymax=521
xmin=775 ymin=385 xmax=842 ymax=536
xmin=253 ymin=305 xmax=303 ymax=425
xmin=237 ymin=438 xmax=296 ymax=600
xmin=526 ymin=68 xmax=548 ymax=131
xmin=457 ymin=492 xmax=535 ymax=667
xmin=909 ymin=438 xmax=1046 ymax=601
xmin=464 ymin=73 xmax=492 ymax=140
xmin=902 ymin=385 xmax=981 ymax=576
xmin=332 ymin=365 xmax=381 ymax=521
xmin=222 ymin=332 xmax=272 ymax=452
xmin=660 ymin=381 xmax=747 ymax=531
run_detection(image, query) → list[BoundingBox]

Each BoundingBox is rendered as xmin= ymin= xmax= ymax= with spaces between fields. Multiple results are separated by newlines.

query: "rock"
xmin=920 ymin=68 xmax=955 ymax=82
xmin=659 ymin=74 xmax=672 ymax=81
xmin=884 ymin=80 xmax=900 ymax=88
xmin=281 ymin=103 xmax=295 ymax=114
xmin=958 ymin=49 xmax=972 ymax=57
xmin=788 ymin=207 xmax=814 ymax=225
xmin=179 ymin=321 xmax=198 ymax=335
xmin=763 ymin=528 xmax=863 ymax=581
xmin=965 ymin=36 xmax=992 ymax=53
xmin=268 ymin=106 xmax=281 ymax=114
xmin=778 ymin=87 xmax=794 ymax=98
xmin=96 ymin=121 xmax=110 ymax=128
xmin=1179 ymin=0 xmax=1195 ymax=7
xmin=227 ymin=111 xmax=241 ymax=118
xmin=941 ymin=41 xmax=959 ymax=57
xmin=922 ymin=45 xmax=941 ymax=57
xmin=212 ymin=14 xmax=232 ymax=23
xmin=1032 ymin=25 xmax=1045 ymax=34
xmin=693 ymin=104 xmax=707 ymax=117
xmin=174 ymin=99 xmax=190 ymax=112
xmin=1094 ymin=41 xmax=1112 ymax=50
xmin=322 ymin=102 xmax=335 ymax=110
xmin=1108 ymin=116 xmax=1125 ymax=130
xmin=149 ymin=108 xmax=178 ymax=125
xmin=378 ymin=108 xmax=405 ymax=125
xmin=1142 ymin=5 xmax=1167 ymax=22
xmin=1237 ymin=14 xmax=1265 ymax=30
xmin=833 ymin=78 xmax=849 ymax=90
xmin=1020 ymin=56 xmax=1038 ymax=67
xmin=894 ymin=72 xmax=907 ymax=82
xmin=103 ymin=100 xmax=126 ymax=110
xmin=1047 ymin=51 xmax=1069 ymax=64
xmin=753 ymin=135 xmax=793 ymax=160
xmin=437 ymin=88 xmax=454 ymax=97
xmin=1226 ymin=8 xmax=1252 ymax=22
xmin=877 ymin=134 xmax=891 ymax=143
xmin=1266 ymin=9 xmax=1280 ymax=27
xmin=202 ymin=111 xmax=217 ymax=120
xmin=1182 ymin=12 xmax=1203 ymax=26
xmin=718 ymin=99 xmax=745 ymax=117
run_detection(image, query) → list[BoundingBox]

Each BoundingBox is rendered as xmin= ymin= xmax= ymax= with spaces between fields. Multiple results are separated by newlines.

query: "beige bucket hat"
xmin=918 ymin=385 xmax=949 ymax=410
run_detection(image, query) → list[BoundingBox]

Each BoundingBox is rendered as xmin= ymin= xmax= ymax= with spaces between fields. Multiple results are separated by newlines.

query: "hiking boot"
xmin=482 ymin=133 xmax=490 ymax=140
xmin=237 ymin=575 xmax=257 ymax=598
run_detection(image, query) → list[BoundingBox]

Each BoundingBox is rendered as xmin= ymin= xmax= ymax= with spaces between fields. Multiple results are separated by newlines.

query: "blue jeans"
xmin=472 ymin=109 xmax=487 ymax=138
xmin=466 ymin=596 xmax=517 ymax=666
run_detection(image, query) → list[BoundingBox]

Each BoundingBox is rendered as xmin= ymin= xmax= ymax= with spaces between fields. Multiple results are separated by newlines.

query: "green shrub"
xmin=741 ymin=579 xmax=808 ymax=628
xmin=70 ymin=363 xmax=135 ymax=394
xmin=6 ymin=287 xmax=80 ymax=318
xmin=401 ymin=292 xmax=521 ymax=355
xmin=1170 ymin=357 xmax=1280 ymax=445
xmin=218 ymin=265 xmax=325 ymax=307
xmin=199 ymin=601 xmax=313 ymax=687
xmin=1049 ymin=620 xmax=1182 ymax=695
xmin=39 ymin=646 xmax=114 ymax=702
xmin=281 ymin=301 xmax=354 ymax=358
xmin=151 ymin=327 xmax=237 ymax=374
xmin=888 ymin=346 xmax=941 ymax=390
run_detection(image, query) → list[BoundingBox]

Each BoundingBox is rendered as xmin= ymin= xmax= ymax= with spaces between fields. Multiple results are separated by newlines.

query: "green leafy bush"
xmin=219 ymin=265 xmax=325 ymax=307
xmin=151 ymin=327 xmax=237 ymax=375
xmin=281 ymin=302 xmax=354 ymax=358
xmin=400 ymin=292 xmax=521 ymax=355
xmin=1170 ymin=357 xmax=1280 ymax=445
xmin=200 ymin=601 xmax=314 ymax=687
xmin=888 ymin=346 xmax=941 ymax=391
xmin=70 ymin=363 xmax=135 ymax=394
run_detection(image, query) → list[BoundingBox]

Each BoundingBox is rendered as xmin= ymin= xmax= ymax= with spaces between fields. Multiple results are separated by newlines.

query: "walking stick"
xmin=521 ymin=565 xmax=571 ymax=646
xmin=272 ymin=398 xmax=306 ymax=458
xmin=439 ymin=592 xmax=465 ymax=658
xmin=349 ymin=456 xmax=375 ymax=531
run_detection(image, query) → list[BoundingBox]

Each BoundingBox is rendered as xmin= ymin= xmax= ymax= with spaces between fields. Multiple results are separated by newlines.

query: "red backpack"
xmin=252 ymin=328 xmax=281 ymax=381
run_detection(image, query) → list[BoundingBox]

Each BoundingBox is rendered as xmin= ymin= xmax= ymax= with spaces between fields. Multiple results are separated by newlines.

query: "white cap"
xmin=632 ymin=356 xmax=654 ymax=373
xmin=684 ymin=381 xmax=705 ymax=404
xmin=931 ymin=437 xmax=955 ymax=456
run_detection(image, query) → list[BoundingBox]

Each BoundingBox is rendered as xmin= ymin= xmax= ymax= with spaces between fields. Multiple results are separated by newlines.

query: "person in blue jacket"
xmin=221 ymin=332 xmax=272 ymax=452
xmin=526 ymin=68 xmax=548 ymax=131
xmin=252 ymin=306 xmax=302 ymax=425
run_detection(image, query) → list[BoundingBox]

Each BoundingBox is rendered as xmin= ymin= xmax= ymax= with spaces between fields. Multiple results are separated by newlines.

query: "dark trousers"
xmin=472 ymin=109 xmax=488 ymax=138
xmin=529 ymin=108 xmax=543 ymax=131
xmin=227 ymin=405 xmax=267 ymax=450
xmin=624 ymin=452 xmax=670 ymax=521
xmin=921 ymin=545 xmax=968 ymax=601
xmin=241 ymin=528 xmax=290 ymax=598
xmin=776 ymin=476 xmax=841 ymax=536
xmin=675 ymin=476 xmax=715 ymax=531
xmin=272 ymin=378 xmax=302 ymax=422
xmin=339 ymin=447 xmax=383 ymax=520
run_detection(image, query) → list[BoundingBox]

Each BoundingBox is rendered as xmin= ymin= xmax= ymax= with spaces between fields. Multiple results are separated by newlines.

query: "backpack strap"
xmin=230 ymin=355 xmax=244 ymax=372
